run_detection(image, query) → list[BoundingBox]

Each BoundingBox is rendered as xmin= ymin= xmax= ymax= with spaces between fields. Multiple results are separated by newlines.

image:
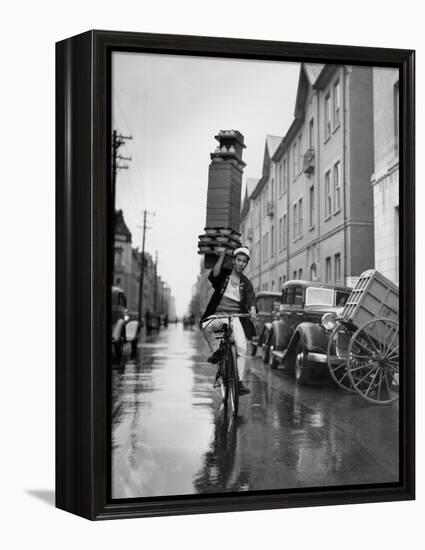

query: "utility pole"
xmin=137 ymin=210 xmax=155 ymax=324
xmin=111 ymin=130 xmax=132 ymax=218
xmin=154 ymin=250 xmax=158 ymax=315
xmin=111 ymin=130 xmax=132 ymax=283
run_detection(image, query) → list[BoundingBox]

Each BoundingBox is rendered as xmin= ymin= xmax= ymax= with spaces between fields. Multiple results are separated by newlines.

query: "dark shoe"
xmin=207 ymin=349 xmax=223 ymax=364
xmin=238 ymin=381 xmax=250 ymax=395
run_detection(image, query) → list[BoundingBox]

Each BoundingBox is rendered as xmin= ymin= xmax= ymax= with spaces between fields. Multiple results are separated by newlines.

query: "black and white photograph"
xmin=110 ymin=52 xmax=401 ymax=499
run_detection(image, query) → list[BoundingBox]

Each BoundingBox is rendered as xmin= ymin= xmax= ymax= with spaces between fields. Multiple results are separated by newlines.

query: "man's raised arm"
xmin=212 ymin=246 xmax=226 ymax=278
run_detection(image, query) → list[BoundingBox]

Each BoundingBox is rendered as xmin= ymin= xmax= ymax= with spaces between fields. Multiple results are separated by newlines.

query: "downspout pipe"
xmin=342 ymin=66 xmax=348 ymax=285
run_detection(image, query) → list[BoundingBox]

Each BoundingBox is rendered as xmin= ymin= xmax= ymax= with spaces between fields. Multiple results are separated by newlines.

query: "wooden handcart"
xmin=327 ymin=270 xmax=399 ymax=404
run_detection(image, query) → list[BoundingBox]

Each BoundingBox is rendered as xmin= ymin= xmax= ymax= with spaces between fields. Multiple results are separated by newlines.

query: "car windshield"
xmin=282 ymin=286 xmax=304 ymax=306
xmin=305 ymin=287 xmax=334 ymax=307
xmin=257 ymin=297 xmax=279 ymax=313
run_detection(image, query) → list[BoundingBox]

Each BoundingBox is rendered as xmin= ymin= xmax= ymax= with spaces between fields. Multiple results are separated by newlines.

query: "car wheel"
xmin=114 ymin=341 xmax=123 ymax=359
xmin=270 ymin=355 xmax=280 ymax=370
xmin=262 ymin=339 xmax=270 ymax=364
xmin=268 ymin=338 xmax=279 ymax=370
xmin=130 ymin=340 xmax=138 ymax=356
xmin=294 ymin=339 xmax=309 ymax=385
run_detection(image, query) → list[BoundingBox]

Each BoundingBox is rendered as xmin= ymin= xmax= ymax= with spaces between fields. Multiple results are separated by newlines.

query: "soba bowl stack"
xmin=198 ymin=130 xmax=246 ymax=270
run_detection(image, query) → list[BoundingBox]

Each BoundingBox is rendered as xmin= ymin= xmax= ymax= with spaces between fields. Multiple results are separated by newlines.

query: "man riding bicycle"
xmin=200 ymin=246 xmax=257 ymax=396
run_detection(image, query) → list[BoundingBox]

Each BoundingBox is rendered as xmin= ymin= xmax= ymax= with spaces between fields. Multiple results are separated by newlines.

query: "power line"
xmin=115 ymin=94 xmax=147 ymax=208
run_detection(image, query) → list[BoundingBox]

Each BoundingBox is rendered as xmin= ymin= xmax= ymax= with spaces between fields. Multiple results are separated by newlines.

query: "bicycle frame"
xmin=203 ymin=313 xmax=250 ymax=416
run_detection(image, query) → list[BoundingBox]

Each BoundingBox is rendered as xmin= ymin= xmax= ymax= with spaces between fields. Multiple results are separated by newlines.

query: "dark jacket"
xmin=200 ymin=268 xmax=257 ymax=339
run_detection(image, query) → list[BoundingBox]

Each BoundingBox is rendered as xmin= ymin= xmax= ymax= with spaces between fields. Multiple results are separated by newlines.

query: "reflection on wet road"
xmin=111 ymin=324 xmax=399 ymax=498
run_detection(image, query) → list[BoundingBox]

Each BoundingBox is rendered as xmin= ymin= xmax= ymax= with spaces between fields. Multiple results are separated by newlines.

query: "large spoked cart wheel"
xmin=326 ymin=269 xmax=399 ymax=404
xmin=327 ymin=322 xmax=356 ymax=392
xmin=347 ymin=317 xmax=399 ymax=404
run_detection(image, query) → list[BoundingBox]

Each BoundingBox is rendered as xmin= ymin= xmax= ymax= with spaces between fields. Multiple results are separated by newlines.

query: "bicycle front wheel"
xmin=228 ymin=345 xmax=239 ymax=416
xmin=218 ymin=360 xmax=229 ymax=403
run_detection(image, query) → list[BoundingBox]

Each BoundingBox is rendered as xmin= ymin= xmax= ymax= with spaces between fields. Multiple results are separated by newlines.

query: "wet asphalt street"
xmin=111 ymin=323 xmax=399 ymax=499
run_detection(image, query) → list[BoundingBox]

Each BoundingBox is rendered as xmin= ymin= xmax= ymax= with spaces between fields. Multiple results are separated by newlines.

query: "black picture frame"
xmin=56 ymin=30 xmax=415 ymax=521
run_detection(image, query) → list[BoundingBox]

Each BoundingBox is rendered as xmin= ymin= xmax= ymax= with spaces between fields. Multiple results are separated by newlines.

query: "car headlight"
xmin=321 ymin=312 xmax=337 ymax=331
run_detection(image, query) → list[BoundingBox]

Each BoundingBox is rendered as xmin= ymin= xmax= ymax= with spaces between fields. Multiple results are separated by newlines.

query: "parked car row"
xmin=251 ymin=280 xmax=352 ymax=385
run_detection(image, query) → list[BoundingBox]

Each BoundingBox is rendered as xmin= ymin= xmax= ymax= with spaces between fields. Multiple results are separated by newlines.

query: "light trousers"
xmin=201 ymin=317 xmax=248 ymax=381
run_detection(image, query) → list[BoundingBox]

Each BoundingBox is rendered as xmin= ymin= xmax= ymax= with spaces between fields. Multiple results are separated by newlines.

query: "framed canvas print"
xmin=56 ymin=30 xmax=415 ymax=520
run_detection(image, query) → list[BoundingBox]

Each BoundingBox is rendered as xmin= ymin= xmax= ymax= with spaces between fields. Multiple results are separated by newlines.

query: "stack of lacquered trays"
xmin=198 ymin=227 xmax=242 ymax=269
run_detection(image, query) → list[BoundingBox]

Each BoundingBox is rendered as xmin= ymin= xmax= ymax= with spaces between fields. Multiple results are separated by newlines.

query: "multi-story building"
xmin=188 ymin=262 xmax=212 ymax=320
xmin=114 ymin=209 xmax=176 ymax=318
xmin=371 ymin=68 xmax=399 ymax=284
xmin=114 ymin=209 xmax=136 ymax=306
xmin=241 ymin=63 xmax=376 ymax=292
xmin=241 ymin=136 xmax=282 ymax=292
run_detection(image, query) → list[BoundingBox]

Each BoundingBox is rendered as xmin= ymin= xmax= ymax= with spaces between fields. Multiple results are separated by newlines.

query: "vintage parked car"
xmin=250 ymin=291 xmax=281 ymax=358
xmin=111 ymin=286 xmax=140 ymax=357
xmin=262 ymin=280 xmax=352 ymax=384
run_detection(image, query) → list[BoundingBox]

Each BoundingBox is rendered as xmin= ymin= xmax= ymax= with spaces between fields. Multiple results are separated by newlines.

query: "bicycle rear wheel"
xmin=228 ymin=345 xmax=239 ymax=416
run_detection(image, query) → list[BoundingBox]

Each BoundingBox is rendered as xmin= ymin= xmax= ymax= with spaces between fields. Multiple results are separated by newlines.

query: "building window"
xmin=333 ymin=161 xmax=341 ymax=212
xmin=334 ymin=253 xmax=341 ymax=282
xmin=263 ymin=184 xmax=268 ymax=217
xmin=309 ymin=118 xmax=314 ymax=149
xmin=325 ymin=93 xmax=331 ymax=139
xmin=333 ymin=80 xmax=341 ymax=128
xmin=271 ymin=280 xmax=275 ymax=291
xmin=394 ymin=81 xmax=399 ymax=154
xmin=293 ymin=203 xmax=298 ymax=240
xmin=309 ymin=185 xmax=315 ymax=227
xmin=283 ymin=275 xmax=287 ymax=284
xmin=293 ymin=270 xmax=297 ymax=280
xmin=298 ymin=268 xmax=303 ymax=280
xmin=283 ymin=157 xmax=287 ymax=193
xmin=298 ymin=134 xmax=303 ymax=173
xmin=325 ymin=257 xmax=332 ymax=282
xmin=325 ymin=170 xmax=332 ymax=218
xmin=283 ymin=213 xmax=287 ymax=249
xmin=310 ymin=263 xmax=317 ymax=281
xmin=279 ymin=162 xmax=283 ymax=195
xmin=271 ymin=225 xmax=274 ymax=257
xmin=278 ymin=216 xmax=282 ymax=249
xmin=114 ymin=246 xmax=124 ymax=267
xmin=278 ymin=276 xmax=282 ymax=290
xmin=271 ymin=178 xmax=274 ymax=202
xmin=293 ymin=142 xmax=297 ymax=177
xmin=298 ymin=197 xmax=303 ymax=238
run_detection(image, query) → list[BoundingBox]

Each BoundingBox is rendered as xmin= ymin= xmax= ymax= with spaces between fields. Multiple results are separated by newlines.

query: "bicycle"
xmin=203 ymin=313 xmax=250 ymax=416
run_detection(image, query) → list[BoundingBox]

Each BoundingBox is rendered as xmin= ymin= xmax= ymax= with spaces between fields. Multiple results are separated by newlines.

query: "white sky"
xmin=112 ymin=52 xmax=300 ymax=316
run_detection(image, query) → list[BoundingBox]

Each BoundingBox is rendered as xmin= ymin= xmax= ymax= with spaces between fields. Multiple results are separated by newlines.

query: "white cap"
xmin=233 ymin=247 xmax=250 ymax=259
